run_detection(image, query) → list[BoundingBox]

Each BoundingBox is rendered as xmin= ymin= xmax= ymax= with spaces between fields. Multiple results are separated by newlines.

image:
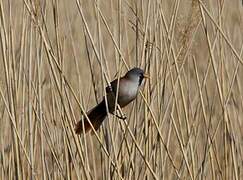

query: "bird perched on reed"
xmin=75 ymin=67 xmax=149 ymax=134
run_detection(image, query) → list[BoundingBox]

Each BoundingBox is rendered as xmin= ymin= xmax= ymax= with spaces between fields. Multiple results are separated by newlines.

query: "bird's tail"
xmin=75 ymin=100 xmax=107 ymax=134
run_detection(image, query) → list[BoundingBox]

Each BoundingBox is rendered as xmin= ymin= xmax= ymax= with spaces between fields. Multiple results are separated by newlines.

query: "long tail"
xmin=75 ymin=100 xmax=107 ymax=134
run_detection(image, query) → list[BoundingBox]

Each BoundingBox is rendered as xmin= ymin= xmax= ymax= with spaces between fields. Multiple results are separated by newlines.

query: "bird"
xmin=75 ymin=67 xmax=149 ymax=134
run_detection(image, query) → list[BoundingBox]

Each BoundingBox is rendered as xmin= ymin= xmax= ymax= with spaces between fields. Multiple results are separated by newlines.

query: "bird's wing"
xmin=106 ymin=79 xmax=118 ymax=94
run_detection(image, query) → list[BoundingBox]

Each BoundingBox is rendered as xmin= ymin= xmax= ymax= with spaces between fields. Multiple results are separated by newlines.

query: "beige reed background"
xmin=0 ymin=0 xmax=243 ymax=179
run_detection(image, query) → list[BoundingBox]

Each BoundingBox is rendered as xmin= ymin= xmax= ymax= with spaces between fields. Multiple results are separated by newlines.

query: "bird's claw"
xmin=111 ymin=112 xmax=127 ymax=120
xmin=119 ymin=115 xmax=127 ymax=121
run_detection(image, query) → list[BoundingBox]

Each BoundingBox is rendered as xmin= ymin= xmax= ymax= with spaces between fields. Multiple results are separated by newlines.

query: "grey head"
xmin=124 ymin=67 xmax=148 ymax=86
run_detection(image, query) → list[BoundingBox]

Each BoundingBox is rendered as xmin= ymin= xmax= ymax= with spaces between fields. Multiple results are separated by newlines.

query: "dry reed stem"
xmin=0 ymin=0 xmax=242 ymax=179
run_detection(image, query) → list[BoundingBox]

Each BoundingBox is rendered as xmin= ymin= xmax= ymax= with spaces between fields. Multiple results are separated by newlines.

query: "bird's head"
xmin=124 ymin=67 xmax=149 ymax=86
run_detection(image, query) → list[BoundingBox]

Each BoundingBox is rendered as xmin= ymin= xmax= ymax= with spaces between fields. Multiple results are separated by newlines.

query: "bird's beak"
xmin=143 ymin=73 xmax=150 ymax=79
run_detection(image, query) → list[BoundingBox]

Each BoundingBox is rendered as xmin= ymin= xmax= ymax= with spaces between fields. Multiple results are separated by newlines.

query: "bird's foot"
xmin=111 ymin=112 xmax=127 ymax=120
xmin=118 ymin=115 xmax=127 ymax=121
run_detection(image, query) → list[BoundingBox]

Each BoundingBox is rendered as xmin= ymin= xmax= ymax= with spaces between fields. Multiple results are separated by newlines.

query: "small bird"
xmin=75 ymin=67 xmax=149 ymax=134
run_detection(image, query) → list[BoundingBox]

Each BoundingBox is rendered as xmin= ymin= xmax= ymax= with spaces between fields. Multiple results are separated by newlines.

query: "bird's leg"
xmin=117 ymin=112 xmax=126 ymax=120
xmin=111 ymin=111 xmax=127 ymax=120
xmin=111 ymin=108 xmax=127 ymax=120
xmin=107 ymin=87 xmax=127 ymax=120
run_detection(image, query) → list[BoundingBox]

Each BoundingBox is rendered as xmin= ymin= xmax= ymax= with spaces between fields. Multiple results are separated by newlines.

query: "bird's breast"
xmin=117 ymin=80 xmax=138 ymax=107
xmin=106 ymin=79 xmax=139 ymax=112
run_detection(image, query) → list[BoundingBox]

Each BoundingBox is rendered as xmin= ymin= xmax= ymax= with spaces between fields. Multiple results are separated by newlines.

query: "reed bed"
xmin=0 ymin=0 xmax=243 ymax=179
